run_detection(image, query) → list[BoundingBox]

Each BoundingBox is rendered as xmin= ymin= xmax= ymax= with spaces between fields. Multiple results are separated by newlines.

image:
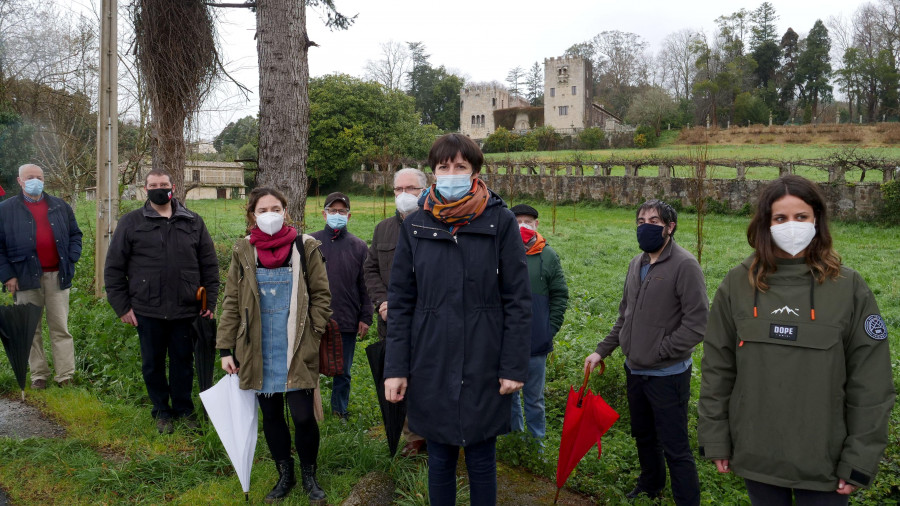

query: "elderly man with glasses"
xmin=363 ymin=168 xmax=428 ymax=455
xmin=311 ymin=192 xmax=373 ymax=423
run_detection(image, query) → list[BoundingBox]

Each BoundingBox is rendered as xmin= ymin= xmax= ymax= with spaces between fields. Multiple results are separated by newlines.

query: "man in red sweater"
xmin=0 ymin=164 xmax=82 ymax=389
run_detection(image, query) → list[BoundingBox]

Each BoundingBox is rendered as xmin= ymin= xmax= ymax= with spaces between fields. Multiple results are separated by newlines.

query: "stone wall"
xmin=352 ymin=169 xmax=888 ymax=221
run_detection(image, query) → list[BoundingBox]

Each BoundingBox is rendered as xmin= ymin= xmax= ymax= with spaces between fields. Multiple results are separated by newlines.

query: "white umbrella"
xmin=199 ymin=374 xmax=258 ymax=500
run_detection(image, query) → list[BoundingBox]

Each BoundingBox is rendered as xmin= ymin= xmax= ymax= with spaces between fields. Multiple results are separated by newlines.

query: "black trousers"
xmin=257 ymin=390 xmax=319 ymax=466
xmin=625 ymin=364 xmax=700 ymax=506
xmin=135 ymin=315 xmax=195 ymax=419
xmin=745 ymin=479 xmax=850 ymax=506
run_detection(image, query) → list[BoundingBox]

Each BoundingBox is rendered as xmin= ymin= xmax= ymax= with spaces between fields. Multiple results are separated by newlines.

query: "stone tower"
xmin=459 ymin=85 xmax=515 ymax=138
xmin=543 ymin=56 xmax=593 ymax=133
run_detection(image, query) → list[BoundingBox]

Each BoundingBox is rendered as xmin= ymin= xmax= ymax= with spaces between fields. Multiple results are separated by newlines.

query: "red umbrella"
xmin=554 ymin=361 xmax=619 ymax=503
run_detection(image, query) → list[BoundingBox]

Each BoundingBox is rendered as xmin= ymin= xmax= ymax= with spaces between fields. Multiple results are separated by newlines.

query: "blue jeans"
xmin=330 ymin=331 xmax=357 ymax=415
xmin=510 ymin=354 xmax=547 ymax=440
xmin=427 ymin=437 xmax=497 ymax=506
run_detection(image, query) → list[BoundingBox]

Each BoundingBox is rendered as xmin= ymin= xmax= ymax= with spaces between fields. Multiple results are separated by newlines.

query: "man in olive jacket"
xmin=508 ymin=204 xmax=568 ymax=442
xmin=104 ymin=169 xmax=218 ymax=434
xmin=584 ymin=200 xmax=708 ymax=506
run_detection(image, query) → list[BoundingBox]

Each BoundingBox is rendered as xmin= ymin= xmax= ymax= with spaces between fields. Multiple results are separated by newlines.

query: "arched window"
xmin=471 ymin=115 xmax=476 ymax=125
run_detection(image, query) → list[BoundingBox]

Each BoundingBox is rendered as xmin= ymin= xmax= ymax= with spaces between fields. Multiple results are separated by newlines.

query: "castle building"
xmin=459 ymin=55 xmax=623 ymax=139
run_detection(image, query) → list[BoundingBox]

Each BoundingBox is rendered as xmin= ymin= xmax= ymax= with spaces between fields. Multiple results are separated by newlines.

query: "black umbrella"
xmin=191 ymin=287 xmax=217 ymax=393
xmin=0 ymin=303 xmax=43 ymax=400
xmin=365 ymin=339 xmax=407 ymax=456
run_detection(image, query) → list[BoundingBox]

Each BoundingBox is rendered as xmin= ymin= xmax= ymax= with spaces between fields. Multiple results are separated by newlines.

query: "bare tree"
xmin=660 ymin=29 xmax=701 ymax=101
xmin=133 ymin=0 xmax=219 ymax=201
xmin=506 ymin=65 xmax=525 ymax=101
xmin=627 ymin=86 xmax=678 ymax=136
xmin=364 ymin=40 xmax=409 ymax=91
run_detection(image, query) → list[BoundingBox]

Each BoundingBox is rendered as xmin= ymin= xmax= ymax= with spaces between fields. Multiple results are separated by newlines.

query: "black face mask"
xmin=636 ymin=223 xmax=667 ymax=253
xmin=147 ymin=188 xmax=172 ymax=206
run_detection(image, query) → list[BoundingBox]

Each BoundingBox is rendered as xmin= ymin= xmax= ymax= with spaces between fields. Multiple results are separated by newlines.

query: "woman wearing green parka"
xmin=698 ymin=175 xmax=895 ymax=505
xmin=217 ymin=187 xmax=332 ymax=505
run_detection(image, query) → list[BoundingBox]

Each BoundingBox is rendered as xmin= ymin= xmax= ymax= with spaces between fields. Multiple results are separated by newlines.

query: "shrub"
xmin=880 ymin=180 xmax=900 ymax=224
xmin=482 ymin=127 xmax=523 ymax=153
xmin=577 ymin=127 xmax=606 ymax=149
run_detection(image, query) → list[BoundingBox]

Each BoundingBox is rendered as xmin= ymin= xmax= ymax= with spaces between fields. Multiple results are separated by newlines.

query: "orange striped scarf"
xmin=423 ymin=178 xmax=490 ymax=234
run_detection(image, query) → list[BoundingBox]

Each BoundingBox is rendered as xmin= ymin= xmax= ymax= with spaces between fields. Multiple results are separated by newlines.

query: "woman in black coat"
xmin=384 ymin=134 xmax=532 ymax=506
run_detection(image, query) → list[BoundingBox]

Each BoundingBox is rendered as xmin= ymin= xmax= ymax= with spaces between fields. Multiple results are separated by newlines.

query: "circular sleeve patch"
xmin=864 ymin=314 xmax=888 ymax=341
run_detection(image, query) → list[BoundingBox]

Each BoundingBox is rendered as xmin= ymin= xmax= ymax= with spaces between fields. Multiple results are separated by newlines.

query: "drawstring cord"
xmin=744 ymin=267 xmax=816 ymax=347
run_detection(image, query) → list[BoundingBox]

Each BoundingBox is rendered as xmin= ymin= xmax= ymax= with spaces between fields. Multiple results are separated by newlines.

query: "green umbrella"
xmin=0 ymin=303 xmax=43 ymax=400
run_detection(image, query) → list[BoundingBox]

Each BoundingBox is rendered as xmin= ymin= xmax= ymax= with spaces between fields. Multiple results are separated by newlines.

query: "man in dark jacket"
xmin=584 ymin=199 xmax=708 ymax=506
xmin=509 ymin=204 xmax=568 ymax=442
xmin=104 ymin=168 xmax=218 ymax=434
xmin=311 ymin=192 xmax=373 ymax=422
xmin=0 ymin=164 xmax=82 ymax=389
xmin=363 ymin=168 xmax=427 ymax=454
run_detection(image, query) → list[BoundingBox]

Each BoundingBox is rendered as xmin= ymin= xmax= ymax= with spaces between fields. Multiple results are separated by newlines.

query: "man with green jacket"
xmin=509 ymin=204 xmax=568 ymax=442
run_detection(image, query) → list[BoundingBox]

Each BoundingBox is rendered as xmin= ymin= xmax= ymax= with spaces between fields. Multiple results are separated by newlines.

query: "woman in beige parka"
xmin=217 ymin=187 xmax=332 ymax=504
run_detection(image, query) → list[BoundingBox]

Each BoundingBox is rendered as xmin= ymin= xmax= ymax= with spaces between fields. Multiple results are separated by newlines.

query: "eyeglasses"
xmin=324 ymin=207 xmax=349 ymax=215
xmin=393 ymin=186 xmax=424 ymax=194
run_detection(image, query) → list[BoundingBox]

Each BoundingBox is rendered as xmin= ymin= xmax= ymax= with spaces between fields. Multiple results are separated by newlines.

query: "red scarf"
xmin=422 ymin=178 xmax=490 ymax=234
xmin=525 ymin=232 xmax=547 ymax=255
xmin=249 ymin=225 xmax=298 ymax=268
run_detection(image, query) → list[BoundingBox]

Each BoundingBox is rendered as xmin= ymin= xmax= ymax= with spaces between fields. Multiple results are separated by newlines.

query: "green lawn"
xmin=0 ymin=196 xmax=897 ymax=504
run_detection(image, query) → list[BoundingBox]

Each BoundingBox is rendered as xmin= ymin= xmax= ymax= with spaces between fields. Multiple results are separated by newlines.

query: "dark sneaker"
xmin=156 ymin=418 xmax=174 ymax=435
xmin=625 ymin=486 xmax=663 ymax=500
xmin=31 ymin=379 xmax=47 ymax=390
xmin=332 ymin=410 xmax=350 ymax=425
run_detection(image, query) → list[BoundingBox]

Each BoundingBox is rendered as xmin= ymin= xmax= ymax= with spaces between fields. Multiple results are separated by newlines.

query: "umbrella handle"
xmin=577 ymin=360 xmax=605 ymax=407
xmin=196 ymin=287 xmax=207 ymax=312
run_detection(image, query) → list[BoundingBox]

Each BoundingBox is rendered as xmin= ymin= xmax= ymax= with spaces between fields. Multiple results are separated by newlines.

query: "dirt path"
xmin=0 ymin=396 xmax=65 ymax=440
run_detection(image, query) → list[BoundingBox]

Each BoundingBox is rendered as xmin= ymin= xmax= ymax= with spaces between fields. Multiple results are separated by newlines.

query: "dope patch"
xmin=864 ymin=314 xmax=888 ymax=341
xmin=769 ymin=323 xmax=798 ymax=341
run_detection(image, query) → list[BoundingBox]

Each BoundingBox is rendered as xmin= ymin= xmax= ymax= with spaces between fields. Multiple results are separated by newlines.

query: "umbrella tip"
xmin=245 ymin=492 xmax=249 ymax=501
xmin=553 ymin=488 xmax=561 ymax=503
xmin=21 ymin=390 xmax=25 ymax=401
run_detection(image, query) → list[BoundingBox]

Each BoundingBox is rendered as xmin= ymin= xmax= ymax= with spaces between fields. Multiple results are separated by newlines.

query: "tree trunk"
xmin=151 ymin=113 xmax=186 ymax=200
xmin=256 ymin=0 xmax=309 ymax=228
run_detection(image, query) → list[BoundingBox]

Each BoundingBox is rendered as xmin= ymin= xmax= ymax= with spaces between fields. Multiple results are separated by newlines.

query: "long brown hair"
xmin=245 ymin=187 xmax=290 ymax=234
xmin=746 ymin=175 xmax=841 ymax=291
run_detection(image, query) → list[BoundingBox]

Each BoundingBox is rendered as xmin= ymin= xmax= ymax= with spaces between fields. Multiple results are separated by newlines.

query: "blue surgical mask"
xmin=435 ymin=174 xmax=473 ymax=201
xmin=326 ymin=213 xmax=348 ymax=230
xmin=23 ymin=179 xmax=44 ymax=196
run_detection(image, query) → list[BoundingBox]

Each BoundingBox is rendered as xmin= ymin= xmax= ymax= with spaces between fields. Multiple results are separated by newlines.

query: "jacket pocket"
xmin=129 ymin=273 xmax=160 ymax=307
xmin=624 ymin=319 xmax=667 ymax=368
xmin=180 ymin=270 xmax=201 ymax=306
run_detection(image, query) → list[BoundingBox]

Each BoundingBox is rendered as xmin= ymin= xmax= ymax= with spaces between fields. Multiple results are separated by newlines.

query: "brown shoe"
xmin=156 ymin=418 xmax=174 ymax=435
xmin=57 ymin=379 xmax=72 ymax=387
xmin=400 ymin=439 xmax=427 ymax=457
xmin=31 ymin=379 xmax=47 ymax=390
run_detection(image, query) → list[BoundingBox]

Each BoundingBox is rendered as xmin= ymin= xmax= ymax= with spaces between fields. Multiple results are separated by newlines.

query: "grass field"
xmin=0 ymin=196 xmax=897 ymax=504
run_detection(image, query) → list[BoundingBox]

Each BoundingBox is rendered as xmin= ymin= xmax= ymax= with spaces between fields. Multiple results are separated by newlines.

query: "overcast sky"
xmin=67 ymin=0 xmax=870 ymax=138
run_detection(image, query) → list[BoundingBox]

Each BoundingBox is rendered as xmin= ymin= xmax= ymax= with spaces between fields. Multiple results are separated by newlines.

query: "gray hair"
xmin=393 ymin=167 xmax=428 ymax=189
xmin=18 ymin=164 xmax=42 ymax=177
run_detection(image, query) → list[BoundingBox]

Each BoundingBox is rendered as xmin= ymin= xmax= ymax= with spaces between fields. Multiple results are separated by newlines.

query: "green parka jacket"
xmin=216 ymin=235 xmax=332 ymax=391
xmin=698 ymin=256 xmax=895 ymax=491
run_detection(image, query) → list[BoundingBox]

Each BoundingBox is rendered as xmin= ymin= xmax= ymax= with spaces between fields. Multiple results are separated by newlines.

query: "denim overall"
xmin=257 ymin=266 xmax=297 ymax=394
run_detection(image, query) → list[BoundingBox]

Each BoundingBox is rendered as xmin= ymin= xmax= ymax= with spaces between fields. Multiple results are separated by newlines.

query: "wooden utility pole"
xmin=95 ymin=0 xmax=119 ymax=297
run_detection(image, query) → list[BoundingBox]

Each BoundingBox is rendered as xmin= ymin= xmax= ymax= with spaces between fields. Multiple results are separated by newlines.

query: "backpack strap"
xmin=296 ymin=235 xmax=309 ymax=282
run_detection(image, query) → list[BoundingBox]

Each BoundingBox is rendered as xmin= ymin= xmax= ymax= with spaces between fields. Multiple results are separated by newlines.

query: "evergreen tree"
xmin=797 ymin=20 xmax=832 ymax=119
xmin=525 ymin=61 xmax=544 ymax=106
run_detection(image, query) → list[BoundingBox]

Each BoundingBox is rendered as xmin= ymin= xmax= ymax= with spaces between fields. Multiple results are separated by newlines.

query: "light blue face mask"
xmin=23 ymin=179 xmax=44 ymax=196
xmin=435 ymin=174 xmax=473 ymax=201
xmin=326 ymin=213 xmax=348 ymax=230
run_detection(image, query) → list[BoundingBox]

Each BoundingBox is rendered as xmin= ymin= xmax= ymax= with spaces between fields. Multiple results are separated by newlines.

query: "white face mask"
xmin=518 ymin=222 xmax=536 ymax=231
xmin=395 ymin=192 xmax=419 ymax=214
xmin=256 ymin=212 xmax=285 ymax=235
xmin=770 ymin=221 xmax=816 ymax=256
